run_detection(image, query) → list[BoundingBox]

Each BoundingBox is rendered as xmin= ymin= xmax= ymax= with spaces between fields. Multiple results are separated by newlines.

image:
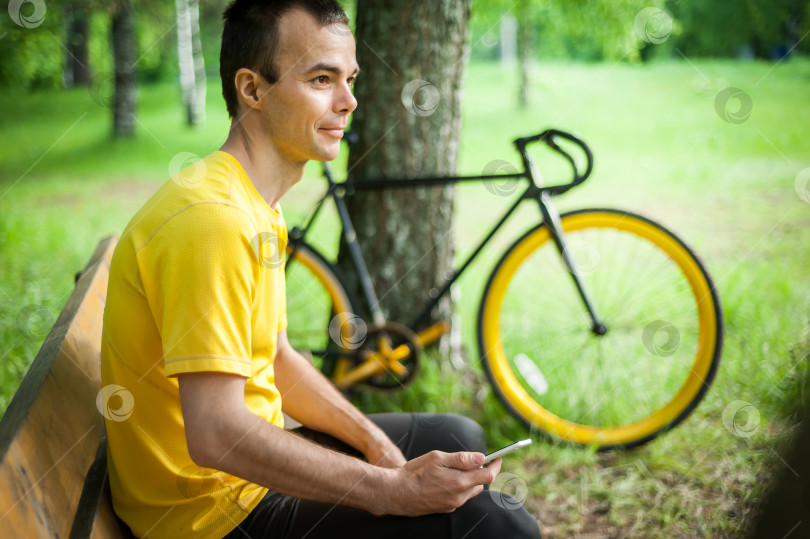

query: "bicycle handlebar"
xmin=335 ymin=128 xmax=593 ymax=195
xmin=513 ymin=129 xmax=594 ymax=193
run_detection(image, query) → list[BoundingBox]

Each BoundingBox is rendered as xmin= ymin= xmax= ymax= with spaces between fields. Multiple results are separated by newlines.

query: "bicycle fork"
xmin=537 ymin=191 xmax=608 ymax=335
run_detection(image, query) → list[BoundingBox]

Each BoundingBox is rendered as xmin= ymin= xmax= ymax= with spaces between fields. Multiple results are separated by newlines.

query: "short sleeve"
xmin=139 ymin=203 xmax=260 ymax=378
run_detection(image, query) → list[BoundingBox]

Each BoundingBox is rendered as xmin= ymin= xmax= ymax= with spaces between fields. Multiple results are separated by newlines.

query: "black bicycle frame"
xmin=288 ymin=128 xmax=606 ymax=333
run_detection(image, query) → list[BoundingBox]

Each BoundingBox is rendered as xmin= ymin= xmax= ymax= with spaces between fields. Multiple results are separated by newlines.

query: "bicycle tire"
xmin=478 ymin=209 xmax=723 ymax=450
xmin=284 ymin=240 xmax=358 ymax=377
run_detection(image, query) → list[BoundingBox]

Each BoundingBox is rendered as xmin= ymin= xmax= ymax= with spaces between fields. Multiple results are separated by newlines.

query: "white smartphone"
xmin=483 ymin=439 xmax=532 ymax=465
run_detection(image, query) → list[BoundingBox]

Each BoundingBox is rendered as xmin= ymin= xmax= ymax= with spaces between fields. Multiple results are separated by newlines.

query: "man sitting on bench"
xmin=100 ymin=0 xmax=541 ymax=537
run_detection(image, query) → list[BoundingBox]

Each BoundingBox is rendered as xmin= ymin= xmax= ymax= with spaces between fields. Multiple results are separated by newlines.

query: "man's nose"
xmin=335 ymin=82 xmax=357 ymax=114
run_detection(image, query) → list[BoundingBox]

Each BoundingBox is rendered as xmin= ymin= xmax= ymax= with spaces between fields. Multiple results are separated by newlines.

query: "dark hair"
xmin=220 ymin=0 xmax=349 ymax=119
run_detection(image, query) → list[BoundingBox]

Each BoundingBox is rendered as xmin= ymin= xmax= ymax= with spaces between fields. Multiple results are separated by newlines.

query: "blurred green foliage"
xmin=470 ymin=0 xmax=810 ymax=62
xmin=0 ymin=0 xmax=230 ymax=90
xmin=1 ymin=0 xmax=807 ymax=92
xmin=670 ymin=0 xmax=810 ymax=58
xmin=471 ymin=0 xmax=671 ymax=62
xmin=0 ymin=5 xmax=64 ymax=89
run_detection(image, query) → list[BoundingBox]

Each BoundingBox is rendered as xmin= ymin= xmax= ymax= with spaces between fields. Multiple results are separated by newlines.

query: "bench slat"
xmin=69 ymin=438 xmax=134 ymax=539
xmin=0 ymin=237 xmax=129 ymax=538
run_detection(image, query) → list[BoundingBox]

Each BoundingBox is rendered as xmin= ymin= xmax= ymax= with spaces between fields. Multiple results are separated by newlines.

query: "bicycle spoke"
xmin=480 ymin=210 xmax=722 ymax=447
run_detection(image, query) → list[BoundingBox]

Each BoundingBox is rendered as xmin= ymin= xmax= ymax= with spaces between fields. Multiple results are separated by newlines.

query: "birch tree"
xmin=176 ymin=0 xmax=206 ymax=126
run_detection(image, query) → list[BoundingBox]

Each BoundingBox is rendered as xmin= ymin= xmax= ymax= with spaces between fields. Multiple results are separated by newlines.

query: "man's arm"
xmin=273 ymin=329 xmax=404 ymax=468
xmin=178 ymin=372 xmax=502 ymax=516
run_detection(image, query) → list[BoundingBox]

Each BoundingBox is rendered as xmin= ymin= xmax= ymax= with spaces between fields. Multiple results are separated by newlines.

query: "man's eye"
xmin=314 ymin=76 xmax=329 ymax=84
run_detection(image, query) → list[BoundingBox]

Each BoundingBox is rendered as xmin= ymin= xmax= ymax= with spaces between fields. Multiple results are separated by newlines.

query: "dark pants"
xmin=223 ymin=413 xmax=541 ymax=539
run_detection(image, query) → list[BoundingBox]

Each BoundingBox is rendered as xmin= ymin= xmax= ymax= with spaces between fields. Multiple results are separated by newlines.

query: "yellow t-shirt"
xmin=100 ymin=151 xmax=287 ymax=538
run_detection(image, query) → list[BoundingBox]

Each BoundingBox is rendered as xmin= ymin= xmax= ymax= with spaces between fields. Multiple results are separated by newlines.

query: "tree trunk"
xmin=786 ymin=0 xmax=802 ymax=52
xmin=500 ymin=15 xmax=517 ymax=66
xmin=176 ymin=0 xmax=206 ymax=126
xmin=189 ymin=0 xmax=206 ymax=126
xmin=517 ymin=5 xmax=531 ymax=109
xmin=111 ymin=0 xmax=137 ymax=137
xmin=339 ymin=0 xmax=471 ymax=358
xmin=64 ymin=2 xmax=91 ymax=87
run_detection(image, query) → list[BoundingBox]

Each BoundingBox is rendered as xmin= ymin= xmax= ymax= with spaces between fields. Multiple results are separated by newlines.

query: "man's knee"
xmin=454 ymin=491 xmax=542 ymax=539
xmin=413 ymin=413 xmax=486 ymax=453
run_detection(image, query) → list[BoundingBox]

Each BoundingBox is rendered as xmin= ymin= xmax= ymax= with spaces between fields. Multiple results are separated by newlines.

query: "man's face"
xmin=260 ymin=9 xmax=358 ymax=163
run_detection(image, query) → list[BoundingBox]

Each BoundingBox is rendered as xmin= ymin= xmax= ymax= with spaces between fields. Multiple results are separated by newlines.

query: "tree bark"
xmin=176 ymin=0 xmax=206 ymax=126
xmin=64 ymin=1 xmax=91 ymax=87
xmin=786 ymin=0 xmax=802 ymax=52
xmin=339 ymin=0 xmax=471 ymax=355
xmin=111 ymin=0 xmax=137 ymax=137
xmin=189 ymin=0 xmax=206 ymax=126
xmin=517 ymin=4 xmax=531 ymax=109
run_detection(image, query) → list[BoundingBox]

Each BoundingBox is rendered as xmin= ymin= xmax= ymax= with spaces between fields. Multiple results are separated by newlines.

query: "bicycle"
xmin=283 ymin=128 xmax=724 ymax=450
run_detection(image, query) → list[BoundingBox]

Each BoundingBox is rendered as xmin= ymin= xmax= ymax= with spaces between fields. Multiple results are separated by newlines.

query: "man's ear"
xmin=233 ymin=68 xmax=264 ymax=114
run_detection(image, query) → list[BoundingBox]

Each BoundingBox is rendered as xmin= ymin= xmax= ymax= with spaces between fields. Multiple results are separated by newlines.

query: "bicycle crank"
xmin=333 ymin=322 xmax=422 ymax=392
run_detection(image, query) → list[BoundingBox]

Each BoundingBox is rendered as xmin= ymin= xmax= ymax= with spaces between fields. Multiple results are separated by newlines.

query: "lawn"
xmin=1 ymin=57 xmax=809 ymax=537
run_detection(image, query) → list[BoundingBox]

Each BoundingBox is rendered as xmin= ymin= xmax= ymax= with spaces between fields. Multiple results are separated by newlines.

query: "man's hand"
xmin=363 ymin=433 xmax=406 ymax=468
xmin=375 ymin=451 xmax=502 ymax=516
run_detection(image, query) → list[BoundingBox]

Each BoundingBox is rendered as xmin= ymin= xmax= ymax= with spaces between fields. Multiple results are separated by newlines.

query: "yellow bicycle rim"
xmin=481 ymin=211 xmax=719 ymax=447
xmin=286 ymin=245 xmax=355 ymax=378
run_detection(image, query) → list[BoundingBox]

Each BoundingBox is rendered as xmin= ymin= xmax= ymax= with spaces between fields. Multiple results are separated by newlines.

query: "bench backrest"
xmin=0 ymin=237 xmax=132 ymax=538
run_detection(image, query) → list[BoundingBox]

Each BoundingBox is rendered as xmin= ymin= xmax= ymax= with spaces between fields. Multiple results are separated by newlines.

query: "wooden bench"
xmin=0 ymin=237 xmax=133 ymax=538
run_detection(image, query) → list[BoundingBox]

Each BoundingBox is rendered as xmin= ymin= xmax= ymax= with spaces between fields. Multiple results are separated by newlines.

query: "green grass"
xmin=2 ymin=57 xmax=809 ymax=537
